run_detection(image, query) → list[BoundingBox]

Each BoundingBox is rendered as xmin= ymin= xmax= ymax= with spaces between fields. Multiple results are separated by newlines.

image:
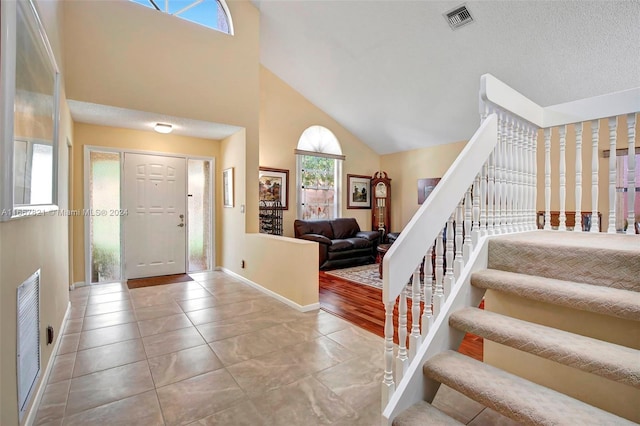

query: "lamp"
xmin=154 ymin=123 xmax=173 ymax=134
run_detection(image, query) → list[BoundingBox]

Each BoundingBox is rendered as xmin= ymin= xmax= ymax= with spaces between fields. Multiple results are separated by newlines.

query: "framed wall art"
xmin=418 ymin=177 xmax=440 ymax=204
xmin=347 ymin=174 xmax=371 ymax=209
xmin=259 ymin=167 xmax=289 ymax=209
xmin=223 ymin=167 xmax=234 ymax=207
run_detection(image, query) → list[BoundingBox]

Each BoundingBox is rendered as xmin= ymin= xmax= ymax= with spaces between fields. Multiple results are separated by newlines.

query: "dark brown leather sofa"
xmin=293 ymin=218 xmax=380 ymax=270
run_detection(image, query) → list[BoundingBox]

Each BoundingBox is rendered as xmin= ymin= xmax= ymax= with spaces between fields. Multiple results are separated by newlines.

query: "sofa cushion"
xmin=294 ymin=220 xmax=334 ymax=239
xmin=328 ymin=239 xmax=353 ymax=252
xmin=345 ymin=237 xmax=372 ymax=250
xmin=331 ymin=218 xmax=361 ymax=239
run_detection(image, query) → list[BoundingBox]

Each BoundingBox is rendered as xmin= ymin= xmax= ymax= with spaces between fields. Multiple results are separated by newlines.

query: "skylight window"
xmin=130 ymin=0 xmax=233 ymax=34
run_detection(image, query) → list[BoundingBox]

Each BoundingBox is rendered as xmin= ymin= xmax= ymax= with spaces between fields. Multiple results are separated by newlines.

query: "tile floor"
xmin=34 ymin=271 xmax=519 ymax=425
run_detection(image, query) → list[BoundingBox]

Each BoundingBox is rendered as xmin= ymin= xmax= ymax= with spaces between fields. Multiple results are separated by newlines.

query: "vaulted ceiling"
xmin=255 ymin=1 xmax=640 ymax=154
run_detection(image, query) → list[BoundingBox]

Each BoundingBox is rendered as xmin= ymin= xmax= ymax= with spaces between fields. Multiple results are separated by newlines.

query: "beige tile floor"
xmin=34 ymin=271 xmax=519 ymax=426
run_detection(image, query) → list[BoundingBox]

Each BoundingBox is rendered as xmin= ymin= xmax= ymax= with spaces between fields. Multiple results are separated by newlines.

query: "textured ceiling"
xmin=68 ymin=100 xmax=242 ymax=140
xmin=256 ymin=0 xmax=640 ymax=154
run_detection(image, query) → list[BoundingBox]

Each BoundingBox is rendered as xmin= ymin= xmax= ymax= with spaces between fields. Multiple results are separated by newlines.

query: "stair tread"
xmin=471 ymin=269 xmax=640 ymax=321
xmin=392 ymin=401 xmax=463 ymax=426
xmin=424 ymin=350 xmax=636 ymax=426
xmin=487 ymin=231 xmax=640 ymax=292
xmin=450 ymin=307 xmax=640 ymax=387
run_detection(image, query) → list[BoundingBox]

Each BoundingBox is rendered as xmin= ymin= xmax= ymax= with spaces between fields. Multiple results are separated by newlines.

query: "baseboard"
xmin=72 ymin=281 xmax=87 ymax=289
xmin=220 ymin=268 xmax=320 ymax=313
xmin=23 ymin=301 xmax=71 ymax=426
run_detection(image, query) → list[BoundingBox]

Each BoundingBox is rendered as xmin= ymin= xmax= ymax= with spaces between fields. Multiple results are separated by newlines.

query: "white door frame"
xmin=83 ymin=146 xmax=215 ymax=285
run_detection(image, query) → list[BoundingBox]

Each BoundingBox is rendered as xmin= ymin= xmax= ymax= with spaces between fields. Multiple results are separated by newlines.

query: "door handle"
xmin=177 ymin=223 xmax=185 ymax=227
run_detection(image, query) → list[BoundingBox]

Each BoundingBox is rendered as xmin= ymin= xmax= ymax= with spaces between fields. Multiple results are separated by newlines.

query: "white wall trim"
xmin=219 ymin=267 xmax=320 ymax=312
xmin=24 ymin=301 xmax=70 ymax=426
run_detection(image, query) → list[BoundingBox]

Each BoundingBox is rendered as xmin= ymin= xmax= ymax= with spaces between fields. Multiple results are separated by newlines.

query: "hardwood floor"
xmin=319 ymin=271 xmax=483 ymax=361
xmin=126 ymin=273 xmax=193 ymax=289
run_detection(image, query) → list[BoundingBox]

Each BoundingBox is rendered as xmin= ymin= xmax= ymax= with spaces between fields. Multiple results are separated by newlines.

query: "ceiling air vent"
xmin=444 ymin=4 xmax=474 ymax=30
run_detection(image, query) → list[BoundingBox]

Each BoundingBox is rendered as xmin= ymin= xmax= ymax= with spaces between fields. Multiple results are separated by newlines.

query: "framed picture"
xmin=347 ymin=174 xmax=372 ymax=209
xmin=418 ymin=177 xmax=441 ymax=204
xmin=259 ymin=167 xmax=289 ymax=209
xmin=223 ymin=167 xmax=234 ymax=208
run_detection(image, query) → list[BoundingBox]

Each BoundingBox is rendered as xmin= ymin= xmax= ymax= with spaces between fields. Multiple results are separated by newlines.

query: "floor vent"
xmin=445 ymin=4 xmax=474 ymax=30
xmin=17 ymin=270 xmax=41 ymax=420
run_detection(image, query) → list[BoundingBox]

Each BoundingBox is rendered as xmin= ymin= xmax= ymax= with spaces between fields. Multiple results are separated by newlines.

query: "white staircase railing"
xmin=381 ymin=73 xmax=639 ymax=424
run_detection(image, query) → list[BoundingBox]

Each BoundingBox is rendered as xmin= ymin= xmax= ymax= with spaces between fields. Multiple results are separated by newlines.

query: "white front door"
xmin=123 ymin=153 xmax=187 ymax=279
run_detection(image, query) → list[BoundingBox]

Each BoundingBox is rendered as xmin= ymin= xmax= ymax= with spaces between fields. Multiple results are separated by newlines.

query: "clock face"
xmin=375 ymin=182 xmax=387 ymax=198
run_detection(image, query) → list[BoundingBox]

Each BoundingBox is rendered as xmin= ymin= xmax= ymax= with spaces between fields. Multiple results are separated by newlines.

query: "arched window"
xmin=296 ymin=126 xmax=345 ymax=220
xmin=130 ymin=0 xmax=233 ymax=35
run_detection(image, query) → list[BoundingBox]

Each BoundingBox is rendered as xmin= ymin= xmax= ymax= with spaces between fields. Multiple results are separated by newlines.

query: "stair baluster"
xmin=454 ymin=199 xmax=464 ymax=280
xmin=463 ymin=188 xmax=472 ymax=262
xmin=591 ymin=120 xmax=600 ymax=232
xmin=500 ymin=114 xmax=508 ymax=234
xmin=516 ymin=121 xmax=524 ymax=231
xmin=627 ymin=113 xmax=637 ymax=235
xmin=575 ymin=123 xmax=583 ymax=232
xmin=397 ymin=289 xmax=409 ymax=382
xmin=472 ymin=175 xmax=480 ymax=246
xmin=544 ymin=128 xmax=552 ymax=230
xmin=382 ymin=301 xmax=395 ymax=406
xmin=488 ymin=150 xmax=495 ymax=235
xmin=507 ymin=117 xmax=515 ymax=232
xmin=494 ymin=113 xmax=504 ymax=234
xmin=608 ymin=117 xmax=618 ymax=234
xmin=433 ymin=230 xmax=445 ymax=318
xmin=409 ymin=268 xmax=421 ymax=360
xmin=444 ymin=213 xmax=454 ymax=298
xmin=529 ymin=125 xmax=537 ymax=230
xmin=558 ymin=125 xmax=567 ymax=231
xmin=421 ymin=244 xmax=433 ymax=338
xmin=480 ymin=162 xmax=488 ymax=237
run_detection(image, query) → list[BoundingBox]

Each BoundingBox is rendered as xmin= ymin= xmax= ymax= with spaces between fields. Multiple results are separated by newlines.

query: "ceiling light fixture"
xmin=154 ymin=123 xmax=173 ymax=134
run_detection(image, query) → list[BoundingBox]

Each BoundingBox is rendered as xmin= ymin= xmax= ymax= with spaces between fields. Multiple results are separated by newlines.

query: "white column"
xmin=627 ymin=113 xmax=637 ymax=235
xmin=463 ymin=188 xmax=472 ymax=263
xmin=558 ymin=125 xmax=567 ymax=231
xmin=608 ymin=117 xmax=618 ymax=234
xmin=409 ymin=268 xmax=421 ymax=360
xmin=454 ymin=199 xmax=464 ymax=280
xmin=433 ymin=230 xmax=445 ymax=318
xmin=591 ymin=120 xmax=600 ymax=232
xmin=421 ymin=245 xmax=433 ymax=339
xmin=544 ymin=128 xmax=552 ymax=230
xmin=382 ymin=301 xmax=395 ymax=406
xmin=575 ymin=123 xmax=583 ymax=232
xmin=444 ymin=212 xmax=455 ymax=299
xmin=396 ymin=291 xmax=408 ymax=383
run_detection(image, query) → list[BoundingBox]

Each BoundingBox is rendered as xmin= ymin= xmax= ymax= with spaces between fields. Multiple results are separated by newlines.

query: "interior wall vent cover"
xmin=17 ymin=270 xmax=41 ymax=421
xmin=445 ymin=4 xmax=474 ymax=30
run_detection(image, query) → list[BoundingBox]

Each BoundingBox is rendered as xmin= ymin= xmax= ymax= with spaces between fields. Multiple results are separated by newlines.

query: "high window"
xmin=296 ymin=126 xmax=344 ymax=220
xmin=130 ymin=0 xmax=233 ymax=34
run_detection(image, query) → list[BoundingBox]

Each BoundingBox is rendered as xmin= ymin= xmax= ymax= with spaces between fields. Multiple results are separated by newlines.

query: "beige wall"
xmin=536 ymin=114 xmax=640 ymax=231
xmin=244 ymin=234 xmax=318 ymax=308
xmin=259 ymin=66 xmax=381 ymax=237
xmin=63 ymin=0 xmax=260 ymax=233
xmin=381 ymin=141 xmax=468 ymax=232
xmin=71 ymin=123 xmax=221 ymax=283
xmin=0 ymin=0 xmax=72 ymax=424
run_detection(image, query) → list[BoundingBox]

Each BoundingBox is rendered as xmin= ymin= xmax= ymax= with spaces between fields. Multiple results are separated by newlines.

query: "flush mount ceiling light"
xmin=154 ymin=123 xmax=173 ymax=134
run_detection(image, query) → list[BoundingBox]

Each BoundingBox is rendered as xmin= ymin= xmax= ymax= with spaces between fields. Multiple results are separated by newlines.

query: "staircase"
xmin=393 ymin=231 xmax=640 ymax=425
xmin=379 ymin=75 xmax=639 ymax=425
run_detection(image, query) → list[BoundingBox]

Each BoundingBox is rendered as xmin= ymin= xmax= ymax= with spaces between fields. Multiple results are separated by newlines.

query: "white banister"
xmin=558 ymin=125 xmax=567 ymax=231
xmin=591 ymin=120 xmax=600 ymax=232
xmin=575 ymin=123 xmax=583 ymax=232
xmin=544 ymin=128 xmax=552 ymax=230
xmin=396 ymin=291 xmax=408 ymax=383
xmin=627 ymin=113 xmax=637 ymax=235
xmin=409 ymin=268 xmax=421 ymax=360
xmin=608 ymin=117 xmax=618 ymax=233
xmin=421 ymin=245 xmax=433 ymax=339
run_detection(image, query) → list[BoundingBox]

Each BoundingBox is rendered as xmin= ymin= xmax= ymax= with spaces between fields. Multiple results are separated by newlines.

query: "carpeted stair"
xmin=393 ymin=231 xmax=640 ymax=426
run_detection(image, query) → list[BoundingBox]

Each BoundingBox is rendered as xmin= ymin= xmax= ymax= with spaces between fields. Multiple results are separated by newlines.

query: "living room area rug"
xmin=325 ymin=264 xmax=383 ymax=290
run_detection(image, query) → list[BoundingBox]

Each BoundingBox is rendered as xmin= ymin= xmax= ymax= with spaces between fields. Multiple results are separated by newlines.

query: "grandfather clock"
xmin=371 ymin=171 xmax=391 ymax=240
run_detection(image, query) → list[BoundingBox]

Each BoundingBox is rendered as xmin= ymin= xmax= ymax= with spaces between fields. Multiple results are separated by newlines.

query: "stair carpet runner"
xmin=393 ymin=231 xmax=640 ymax=425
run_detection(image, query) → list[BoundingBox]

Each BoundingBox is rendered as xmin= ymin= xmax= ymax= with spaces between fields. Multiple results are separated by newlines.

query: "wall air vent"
xmin=445 ymin=4 xmax=474 ymax=30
